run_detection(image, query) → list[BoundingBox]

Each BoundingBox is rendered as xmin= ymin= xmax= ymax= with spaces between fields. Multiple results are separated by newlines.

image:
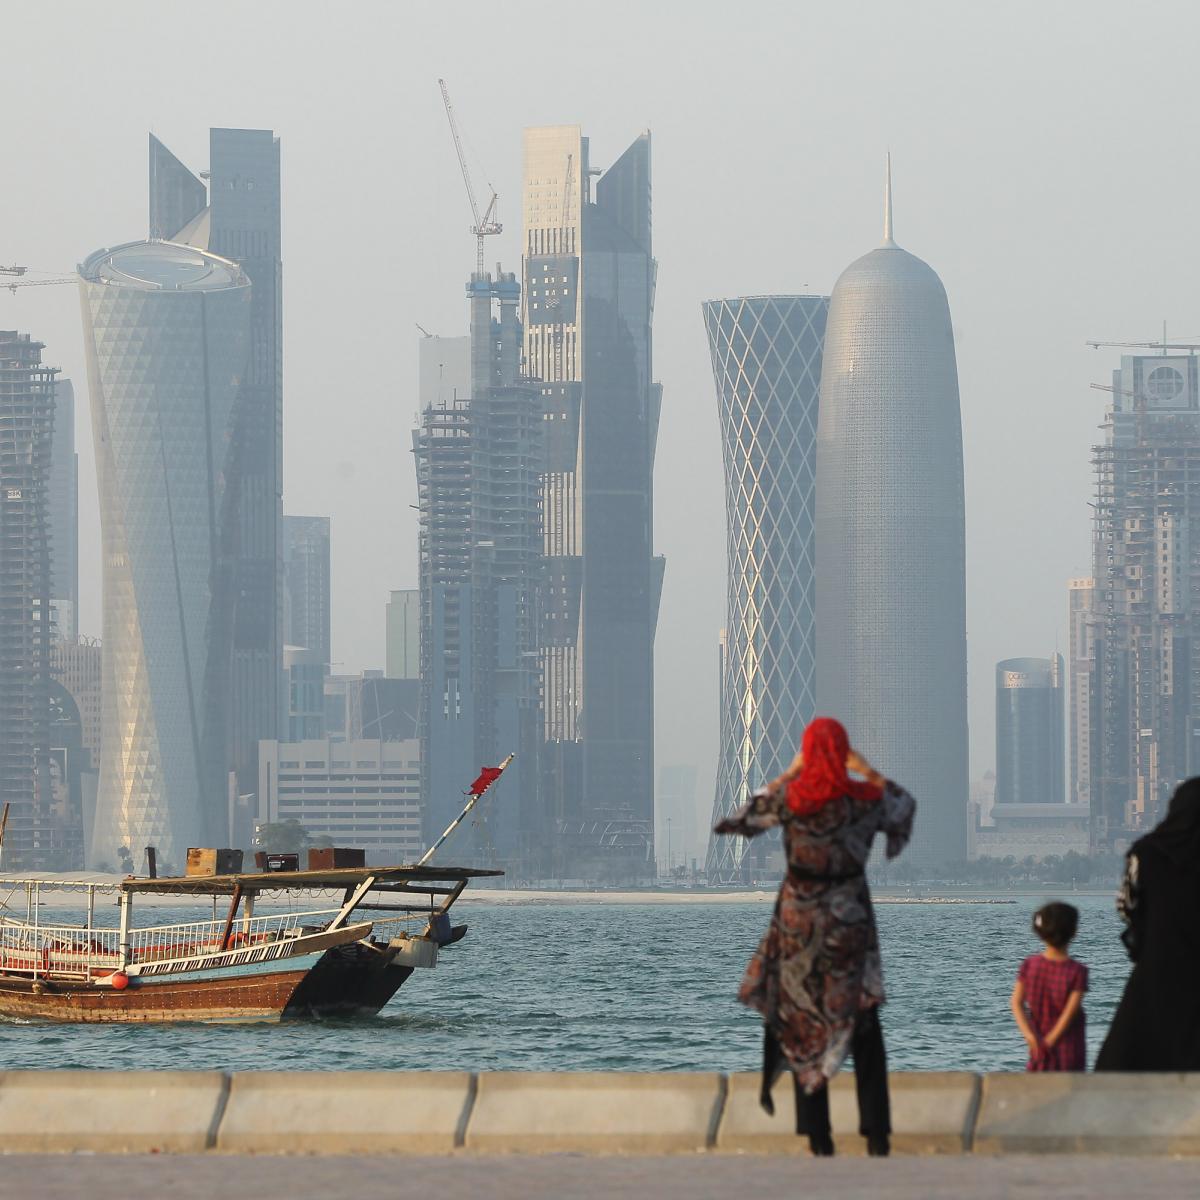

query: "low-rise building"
xmin=257 ymin=738 xmax=422 ymax=864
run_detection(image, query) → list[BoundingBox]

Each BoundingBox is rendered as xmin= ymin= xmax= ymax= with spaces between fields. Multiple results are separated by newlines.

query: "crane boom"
xmin=438 ymin=78 xmax=502 ymax=276
xmin=5 ymin=276 xmax=73 ymax=293
xmin=1088 ymin=340 xmax=1200 ymax=352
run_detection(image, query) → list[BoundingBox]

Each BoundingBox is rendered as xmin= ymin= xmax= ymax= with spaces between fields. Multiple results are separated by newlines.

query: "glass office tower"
xmin=995 ymin=656 xmax=1065 ymax=806
xmin=702 ymin=296 xmax=828 ymax=882
xmin=79 ymin=240 xmax=252 ymax=867
xmin=522 ymin=126 xmax=663 ymax=878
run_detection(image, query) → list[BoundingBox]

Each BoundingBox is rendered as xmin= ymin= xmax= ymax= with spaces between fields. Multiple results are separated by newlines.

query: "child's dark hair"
xmin=1033 ymin=902 xmax=1079 ymax=950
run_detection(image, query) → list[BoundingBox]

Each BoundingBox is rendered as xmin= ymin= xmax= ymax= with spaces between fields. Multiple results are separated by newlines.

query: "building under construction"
xmin=1089 ymin=352 xmax=1200 ymax=850
xmin=0 ymin=331 xmax=58 ymax=866
xmin=414 ymin=270 xmax=545 ymax=875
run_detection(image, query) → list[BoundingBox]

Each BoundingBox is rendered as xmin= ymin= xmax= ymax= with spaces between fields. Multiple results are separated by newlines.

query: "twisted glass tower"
xmin=703 ymin=296 xmax=828 ymax=882
xmin=79 ymin=240 xmax=252 ymax=867
xmin=815 ymin=166 xmax=967 ymax=868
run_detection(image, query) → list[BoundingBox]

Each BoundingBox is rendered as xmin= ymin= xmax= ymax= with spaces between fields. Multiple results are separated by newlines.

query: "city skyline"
xmin=5 ymin=4 xmax=1199 ymax=857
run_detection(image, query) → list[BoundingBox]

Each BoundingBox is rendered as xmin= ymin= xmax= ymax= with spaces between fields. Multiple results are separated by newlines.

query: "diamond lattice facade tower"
xmin=522 ymin=125 xmax=663 ymax=878
xmin=79 ymin=240 xmax=252 ymax=867
xmin=814 ymin=169 xmax=968 ymax=868
xmin=702 ymin=296 xmax=828 ymax=883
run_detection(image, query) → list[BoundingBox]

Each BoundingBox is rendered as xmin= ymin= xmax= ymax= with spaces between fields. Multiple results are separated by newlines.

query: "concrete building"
xmin=257 ymin=738 xmax=422 ymax=865
xmin=414 ymin=271 xmax=544 ymax=873
xmin=0 ymin=331 xmax=57 ymax=867
xmin=283 ymin=515 xmax=330 ymax=668
xmin=522 ymin=125 xmax=663 ymax=878
xmin=995 ymin=656 xmax=1065 ymax=806
xmin=814 ymin=162 xmax=968 ymax=869
xmin=972 ymin=803 xmax=1089 ymax=863
xmin=385 ymin=588 xmax=419 ymax=680
xmin=150 ymin=129 xmax=284 ymax=818
xmin=1068 ymin=578 xmax=1094 ymax=809
xmin=79 ymin=239 xmax=252 ymax=867
xmin=1089 ymin=352 xmax=1200 ymax=849
xmin=702 ymin=295 xmax=828 ymax=883
xmin=50 ymin=635 xmax=102 ymax=762
xmin=48 ymin=378 xmax=78 ymax=641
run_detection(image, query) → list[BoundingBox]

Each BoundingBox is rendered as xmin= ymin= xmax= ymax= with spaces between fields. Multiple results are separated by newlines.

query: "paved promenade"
xmin=1 ymin=1153 xmax=1198 ymax=1199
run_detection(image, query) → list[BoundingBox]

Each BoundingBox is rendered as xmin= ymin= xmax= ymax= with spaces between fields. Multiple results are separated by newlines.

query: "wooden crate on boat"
xmin=254 ymin=852 xmax=300 ymax=872
xmin=185 ymin=848 xmax=243 ymax=877
xmin=307 ymin=847 xmax=366 ymax=870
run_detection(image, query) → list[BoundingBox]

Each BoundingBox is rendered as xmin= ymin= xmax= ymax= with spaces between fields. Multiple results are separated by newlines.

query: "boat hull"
xmin=0 ymin=939 xmax=424 ymax=1024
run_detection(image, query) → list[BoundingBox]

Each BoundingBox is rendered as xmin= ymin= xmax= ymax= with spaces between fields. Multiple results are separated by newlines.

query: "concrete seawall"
xmin=1 ymin=1070 xmax=1198 ymax=1155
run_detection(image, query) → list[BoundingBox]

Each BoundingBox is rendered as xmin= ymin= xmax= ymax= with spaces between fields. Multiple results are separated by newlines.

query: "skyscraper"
xmin=702 ymin=296 xmax=828 ymax=883
xmin=149 ymin=128 xmax=283 ymax=808
xmin=1067 ymin=578 xmax=1094 ymax=809
xmin=995 ymin=656 xmax=1065 ymax=806
xmin=48 ymin=378 xmax=78 ymax=641
xmin=1089 ymin=353 xmax=1200 ymax=848
xmin=0 ymin=331 xmax=57 ymax=867
xmin=385 ymin=589 xmax=419 ymax=680
xmin=415 ymin=270 xmax=544 ymax=871
xmin=814 ymin=164 xmax=968 ymax=868
xmin=282 ymin=515 xmax=330 ymax=668
xmin=522 ymin=126 xmax=663 ymax=877
xmin=79 ymin=239 xmax=252 ymax=867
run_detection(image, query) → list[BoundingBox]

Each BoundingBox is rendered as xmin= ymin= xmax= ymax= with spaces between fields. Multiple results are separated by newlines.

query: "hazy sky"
xmin=5 ymin=0 xmax=1193 ymax=848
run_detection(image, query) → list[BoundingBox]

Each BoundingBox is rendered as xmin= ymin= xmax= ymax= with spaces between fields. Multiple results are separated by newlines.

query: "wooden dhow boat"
xmin=0 ymin=757 xmax=515 ymax=1023
xmin=0 ymin=862 xmax=500 ymax=1023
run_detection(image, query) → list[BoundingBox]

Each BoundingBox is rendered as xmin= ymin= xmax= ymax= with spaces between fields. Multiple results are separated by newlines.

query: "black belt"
xmin=787 ymin=868 xmax=864 ymax=883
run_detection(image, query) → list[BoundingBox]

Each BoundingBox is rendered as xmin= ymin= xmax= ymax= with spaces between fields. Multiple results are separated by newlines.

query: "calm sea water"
xmin=0 ymin=894 xmax=1129 ymax=1073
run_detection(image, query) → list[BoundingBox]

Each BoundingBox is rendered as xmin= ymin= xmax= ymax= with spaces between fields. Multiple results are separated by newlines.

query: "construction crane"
xmin=0 ymin=265 xmax=27 ymax=279
xmin=438 ymin=78 xmax=501 ymax=276
xmin=1088 ymin=339 xmax=1200 ymax=354
xmin=4 ymin=276 xmax=74 ymax=293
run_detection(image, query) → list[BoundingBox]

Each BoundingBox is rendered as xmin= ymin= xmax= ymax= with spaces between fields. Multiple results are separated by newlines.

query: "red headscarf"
xmin=786 ymin=717 xmax=883 ymax=815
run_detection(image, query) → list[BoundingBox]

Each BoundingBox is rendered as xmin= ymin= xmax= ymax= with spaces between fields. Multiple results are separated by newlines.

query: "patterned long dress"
xmin=717 ymin=780 xmax=916 ymax=1092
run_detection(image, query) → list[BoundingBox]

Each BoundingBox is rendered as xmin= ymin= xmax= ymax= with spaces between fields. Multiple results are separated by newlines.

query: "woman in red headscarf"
xmin=715 ymin=717 xmax=916 ymax=1157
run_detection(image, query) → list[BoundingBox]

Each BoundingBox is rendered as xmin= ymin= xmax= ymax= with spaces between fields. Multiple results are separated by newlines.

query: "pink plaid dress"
xmin=1018 ymin=955 xmax=1088 ymax=1071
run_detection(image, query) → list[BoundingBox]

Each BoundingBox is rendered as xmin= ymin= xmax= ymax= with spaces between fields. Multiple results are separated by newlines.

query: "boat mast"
xmin=416 ymin=754 xmax=514 ymax=867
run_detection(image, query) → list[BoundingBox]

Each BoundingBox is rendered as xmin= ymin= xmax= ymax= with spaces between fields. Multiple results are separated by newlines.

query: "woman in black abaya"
xmin=1095 ymin=779 xmax=1200 ymax=1070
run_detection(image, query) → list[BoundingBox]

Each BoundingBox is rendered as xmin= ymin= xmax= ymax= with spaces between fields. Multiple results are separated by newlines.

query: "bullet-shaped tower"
xmin=814 ymin=162 xmax=968 ymax=867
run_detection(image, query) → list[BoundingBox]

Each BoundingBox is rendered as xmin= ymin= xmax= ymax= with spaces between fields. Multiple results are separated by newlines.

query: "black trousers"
xmin=762 ymin=1007 xmax=891 ymax=1138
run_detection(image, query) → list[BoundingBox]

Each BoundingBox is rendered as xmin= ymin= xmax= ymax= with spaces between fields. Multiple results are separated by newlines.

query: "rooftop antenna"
xmin=883 ymin=152 xmax=896 ymax=247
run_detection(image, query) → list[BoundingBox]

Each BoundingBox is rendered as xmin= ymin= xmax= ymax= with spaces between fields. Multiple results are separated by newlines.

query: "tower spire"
xmin=883 ymin=152 xmax=896 ymax=247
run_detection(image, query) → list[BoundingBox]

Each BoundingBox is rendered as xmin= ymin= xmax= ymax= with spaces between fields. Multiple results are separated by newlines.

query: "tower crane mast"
xmin=438 ymin=78 xmax=502 ymax=276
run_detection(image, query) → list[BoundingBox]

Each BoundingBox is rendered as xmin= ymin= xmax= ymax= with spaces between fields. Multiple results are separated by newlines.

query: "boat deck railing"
xmin=0 ymin=906 xmax=349 ymax=980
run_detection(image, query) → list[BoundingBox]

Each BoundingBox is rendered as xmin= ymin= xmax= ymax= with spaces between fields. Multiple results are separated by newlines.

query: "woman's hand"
xmin=846 ymin=748 xmax=886 ymax=788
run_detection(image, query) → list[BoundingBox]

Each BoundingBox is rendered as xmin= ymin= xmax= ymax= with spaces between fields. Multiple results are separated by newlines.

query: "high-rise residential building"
xmin=149 ymin=128 xmax=283 ymax=813
xmin=48 ymin=378 xmax=78 ymax=641
xmin=415 ymin=271 xmax=544 ymax=872
xmin=814 ymin=164 xmax=968 ymax=869
xmin=1067 ymin=578 xmax=1094 ymax=809
xmin=995 ymin=656 xmax=1065 ymax=806
xmin=51 ymin=635 xmax=102 ymax=762
xmin=258 ymin=738 xmax=422 ymax=865
xmin=701 ymin=296 xmax=828 ymax=883
xmin=79 ymin=239 xmax=252 ymax=867
xmin=522 ymin=125 xmax=663 ymax=878
xmin=282 ymin=515 xmax=330 ymax=667
xmin=0 ymin=331 xmax=57 ymax=867
xmin=1089 ymin=353 xmax=1200 ymax=849
xmin=385 ymin=589 xmax=420 ymax=680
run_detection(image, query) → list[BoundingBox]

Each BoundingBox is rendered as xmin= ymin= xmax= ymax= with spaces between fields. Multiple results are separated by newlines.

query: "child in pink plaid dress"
xmin=1010 ymin=902 xmax=1089 ymax=1071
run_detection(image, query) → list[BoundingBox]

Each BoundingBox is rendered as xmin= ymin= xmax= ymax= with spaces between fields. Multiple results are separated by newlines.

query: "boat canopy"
xmin=119 ymin=864 xmax=503 ymax=897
